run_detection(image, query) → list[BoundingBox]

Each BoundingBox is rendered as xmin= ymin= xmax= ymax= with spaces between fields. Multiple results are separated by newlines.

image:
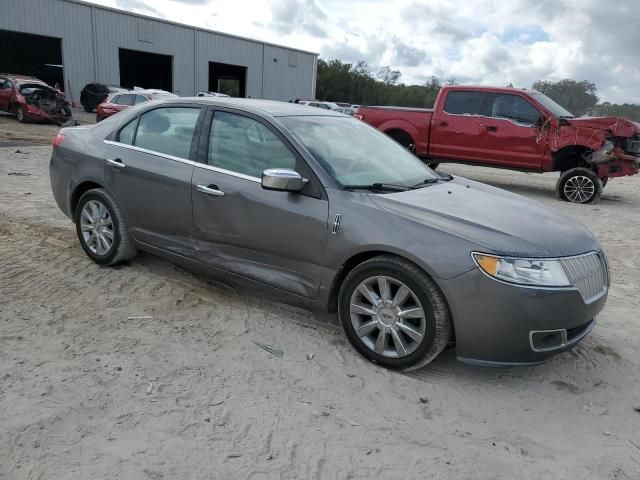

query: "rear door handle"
xmin=106 ymin=158 xmax=125 ymax=168
xmin=196 ymin=184 xmax=225 ymax=197
xmin=485 ymin=125 xmax=498 ymax=132
xmin=438 ymin=121 xmax=448 ymax=127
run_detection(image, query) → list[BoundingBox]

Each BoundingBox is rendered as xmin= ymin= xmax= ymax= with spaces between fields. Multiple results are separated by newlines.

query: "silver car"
xmin=49 ymin=98 xmax=608 ymax=369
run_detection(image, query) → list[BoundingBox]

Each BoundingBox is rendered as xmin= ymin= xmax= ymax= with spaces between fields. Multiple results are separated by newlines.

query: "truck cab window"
xmin=443 ymin=91 xmax=483 ymax=115
xmin=488 ymin=94 xmax=541 ymax=125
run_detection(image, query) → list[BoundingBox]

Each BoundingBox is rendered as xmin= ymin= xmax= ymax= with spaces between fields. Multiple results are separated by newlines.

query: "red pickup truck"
xmin=357 ymin=85 xmax=640 ymax=203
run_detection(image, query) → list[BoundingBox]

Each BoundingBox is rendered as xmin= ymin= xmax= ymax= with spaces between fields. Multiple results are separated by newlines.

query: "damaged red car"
xmin=357 ymin=86 xmax=640 ymax=203
xmin=0 ymin=74 xmax=72 ymax=124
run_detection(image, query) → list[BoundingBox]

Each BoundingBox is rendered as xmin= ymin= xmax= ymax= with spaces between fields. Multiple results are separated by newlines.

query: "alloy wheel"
xmin=349 ymin=275 xmax=426 ymax=358
xmin=563 ymin=175 xmax=595 ymax=203
xmin=80 ymin=200 xmax=114 ymax=255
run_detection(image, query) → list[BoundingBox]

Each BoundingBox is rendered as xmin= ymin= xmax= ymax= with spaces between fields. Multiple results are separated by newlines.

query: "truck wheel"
xmin=387 ymin=130 xmax=416 ymax=154
xmin=556 ymin=167 xmax=602 ymax=204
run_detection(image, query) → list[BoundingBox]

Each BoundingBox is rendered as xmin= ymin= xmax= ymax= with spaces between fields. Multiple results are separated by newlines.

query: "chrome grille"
xmin=560 ymin=252 xmax=608 ymax=303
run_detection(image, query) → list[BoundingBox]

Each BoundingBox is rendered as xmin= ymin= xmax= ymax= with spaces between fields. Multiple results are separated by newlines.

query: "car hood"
xmin=565 ymin=116 xmax=640 ymax=137
xmin=371 ymin=177 xmax=601 ymax=258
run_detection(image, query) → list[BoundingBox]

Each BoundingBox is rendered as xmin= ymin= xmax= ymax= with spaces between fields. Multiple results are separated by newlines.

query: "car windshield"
xmin=529 ymin=91 xmax=574 ymax=118
xmin=280 ymin=116 xmax=437 ymax=188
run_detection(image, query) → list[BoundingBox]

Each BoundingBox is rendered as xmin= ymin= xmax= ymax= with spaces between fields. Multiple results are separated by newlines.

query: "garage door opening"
xmin=0 ymin=30 xmax=64 ymax=90
xmin=119 ymin=48 xmax=172 ymax=92
xmin=209 ymin=62 xmax=246 ymax=97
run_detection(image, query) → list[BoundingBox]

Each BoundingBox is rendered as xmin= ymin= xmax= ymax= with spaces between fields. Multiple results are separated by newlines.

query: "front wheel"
xmin=75 ymin=188 xmax=136 ymax=265
xmin=16 ymin=106 xmax=28 ymax=123
xmin=556 ymin=167 xmax=602 ymax=204
xmin=338 ymin=255 xmax=451 ymax=370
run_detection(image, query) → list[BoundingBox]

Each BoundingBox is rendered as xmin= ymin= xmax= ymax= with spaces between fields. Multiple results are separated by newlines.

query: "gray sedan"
xmin=49 ymin=98 xmax=608 ymax=369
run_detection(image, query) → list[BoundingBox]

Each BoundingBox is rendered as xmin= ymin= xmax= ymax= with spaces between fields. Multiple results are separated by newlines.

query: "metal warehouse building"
xmin=0 ymin=0 xmax=318 ymax=105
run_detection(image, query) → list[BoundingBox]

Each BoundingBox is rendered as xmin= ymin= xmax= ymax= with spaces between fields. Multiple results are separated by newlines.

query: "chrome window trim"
xmin=103 ymin=140 xmax=195 ymax=166
xmin=194 ymin=162 xmax=261 ymax=183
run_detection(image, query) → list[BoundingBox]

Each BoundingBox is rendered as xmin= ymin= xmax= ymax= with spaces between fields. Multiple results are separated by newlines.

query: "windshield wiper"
xmin=410 ymin=178 xmax=439 ymax=189
xmin=343 ymin=183 xmax=411 ymax=192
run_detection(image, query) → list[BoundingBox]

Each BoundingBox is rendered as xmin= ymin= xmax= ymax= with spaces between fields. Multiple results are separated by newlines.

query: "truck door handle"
xmin=485 ymin=125 xmax=498 ymax=132
xmin=438 ymin=121 xmax=448 ymax=127
xmin=106 ymin=158 xmax=125 ymax=168
xmin=196 ymin=184 xmax=225 ymax=197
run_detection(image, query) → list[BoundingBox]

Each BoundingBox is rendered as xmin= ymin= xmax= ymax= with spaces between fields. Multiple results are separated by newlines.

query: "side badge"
xmin=332 ymin=213 xmax=342 ymax=235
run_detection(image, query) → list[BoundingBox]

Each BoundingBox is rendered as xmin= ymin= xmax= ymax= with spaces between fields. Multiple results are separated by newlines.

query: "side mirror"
xmin=261 ymin=168 xmax=308 ymax=192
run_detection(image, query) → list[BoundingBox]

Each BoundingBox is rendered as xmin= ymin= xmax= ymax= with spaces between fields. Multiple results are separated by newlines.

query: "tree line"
xmin=316 ymin=58 xmax=640 ymax=121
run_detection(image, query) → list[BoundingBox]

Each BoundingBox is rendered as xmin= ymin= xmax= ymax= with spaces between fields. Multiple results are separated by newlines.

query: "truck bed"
xmin=356 ymin=106 xmax=433 ymax=157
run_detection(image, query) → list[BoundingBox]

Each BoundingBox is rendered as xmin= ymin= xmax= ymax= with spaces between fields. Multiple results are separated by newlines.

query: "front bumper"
xmin=438 ymin=268 xmax=607 ymax=365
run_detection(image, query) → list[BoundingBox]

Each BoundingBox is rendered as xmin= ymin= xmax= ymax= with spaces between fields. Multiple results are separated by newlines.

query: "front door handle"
xmin=485 ymin=125 xmax=498 ymax=132
xmin=196 ymin=184 xmax=225 ymax=197
xmin=438 ymin=121 xmax=448 ymax=127
xmin=106 ymin=158 xmax=126 ymax=168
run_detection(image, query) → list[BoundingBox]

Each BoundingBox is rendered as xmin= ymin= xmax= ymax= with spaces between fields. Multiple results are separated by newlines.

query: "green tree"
xmin=531 ymin=79 xmax=598 ymax=116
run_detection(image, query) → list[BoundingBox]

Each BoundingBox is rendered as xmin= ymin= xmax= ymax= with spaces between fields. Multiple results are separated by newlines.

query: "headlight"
xmin=472 ymin=253 xmax=571 ymax=287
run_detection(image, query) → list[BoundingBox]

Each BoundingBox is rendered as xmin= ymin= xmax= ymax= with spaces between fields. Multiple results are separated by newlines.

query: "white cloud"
xmin=85 ymin=0 xmax=640 ymax=103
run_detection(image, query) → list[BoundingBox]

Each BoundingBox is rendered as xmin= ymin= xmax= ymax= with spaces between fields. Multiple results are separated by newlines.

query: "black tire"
xmin=16 ymin=106 xmax=28 ymax=123
xmin=387 ymin=130 xmax=416 ymax=154
xmin=338 ymin=254 xmax=451 ymax=370
xmin=601 ymin=177 xmax=608 ymax=188
xmin=556 ymin=167 xmax=602 ymax=204
xmin=74 ymin=188 xmax=136 ymax=265
xmin=83 ymin=105 xmax=93 ymax=113
xmin=428 ymin=162 xmax=440 ymax=170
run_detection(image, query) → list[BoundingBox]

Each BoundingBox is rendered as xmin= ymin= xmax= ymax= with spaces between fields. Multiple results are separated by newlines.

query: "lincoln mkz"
xmin=49 ymin=98 xmax=609 ymax=369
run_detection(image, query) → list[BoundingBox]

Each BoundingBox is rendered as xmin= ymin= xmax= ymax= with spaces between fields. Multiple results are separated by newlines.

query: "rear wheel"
xmin=83 ymin=105 xmax=93 ymax=113
xmin=387 ymin=130 xmax=416 ymax=153
xmin=556 ymin=167 xmax=602 ymax=204
xmin=338 ymin=255 xmax=451 ymax=370
xmin=428 ymin=162 xmax=440 ymax=170
xmin=75 ymin=188 xmax=136 ymax=265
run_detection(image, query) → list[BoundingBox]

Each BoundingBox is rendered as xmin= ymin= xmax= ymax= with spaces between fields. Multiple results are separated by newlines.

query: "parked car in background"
xmin=50 ymin=97 xmax=607 ymax=369
xmin=196 ymin=91 xmax=230 ymax=97
xmin=356 ymin=85 xmax=640 ymax=203
xmin=297 ymin=100 xmax=340 ymax=110
xmin=336 ymin=106 xmax=357 ymax=116
xmin=333 ymin=102 xmax=351 ymax=108
xmin=0 ymin=74 xmax=71 ymax=124
xmin=80 ymin=83 xmax=128 ymax=113
xmin=96 ymin=89 xmax=177 ymax=122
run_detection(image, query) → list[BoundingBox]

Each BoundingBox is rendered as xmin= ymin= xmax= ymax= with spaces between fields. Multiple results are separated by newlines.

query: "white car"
xmin=196 ymin=91 xmax=230 ymax=97
xmin=298 ymin=100 xmax=339 ymax=110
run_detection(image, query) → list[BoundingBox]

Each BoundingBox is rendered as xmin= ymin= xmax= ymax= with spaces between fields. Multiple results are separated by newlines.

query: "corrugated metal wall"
xmin=0 ymin=0 xmax=316 ymax=103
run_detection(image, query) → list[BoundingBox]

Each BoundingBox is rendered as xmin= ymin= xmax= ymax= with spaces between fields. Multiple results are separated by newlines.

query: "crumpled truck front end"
xmin=553 ymin=116 xmax=640 ymax=179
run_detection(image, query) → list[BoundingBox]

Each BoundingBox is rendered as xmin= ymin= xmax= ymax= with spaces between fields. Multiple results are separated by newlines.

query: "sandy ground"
xmin=1 ymin=120 xmax=640 ymax=479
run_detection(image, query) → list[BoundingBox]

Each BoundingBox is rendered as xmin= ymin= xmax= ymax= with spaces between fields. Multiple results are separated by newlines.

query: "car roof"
xmin=1 ymin=74 xmax=47 ymax=84
xmin=160 ymin=97 xmax=348 ymax=117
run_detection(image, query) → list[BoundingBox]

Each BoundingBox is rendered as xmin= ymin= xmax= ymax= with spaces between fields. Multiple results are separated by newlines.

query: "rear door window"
xmin=443 ymin=91 xmax=483 ymax=115
xmin=208 ymin=111 xmax=296 ymax=178
xmin=133 ymin=107 xmax=200 ymax=159
xmin=134 ymin=95 xmax=149 ymax=105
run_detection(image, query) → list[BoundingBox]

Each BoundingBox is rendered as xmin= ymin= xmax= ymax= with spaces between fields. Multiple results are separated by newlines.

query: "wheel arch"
xmin=69 ymin=180 xmax=104 ymax=219
xmin=552 ymin=145 xmax=592 ymax=172
xmin=326 ymin=249 xmax=451 ymax=313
